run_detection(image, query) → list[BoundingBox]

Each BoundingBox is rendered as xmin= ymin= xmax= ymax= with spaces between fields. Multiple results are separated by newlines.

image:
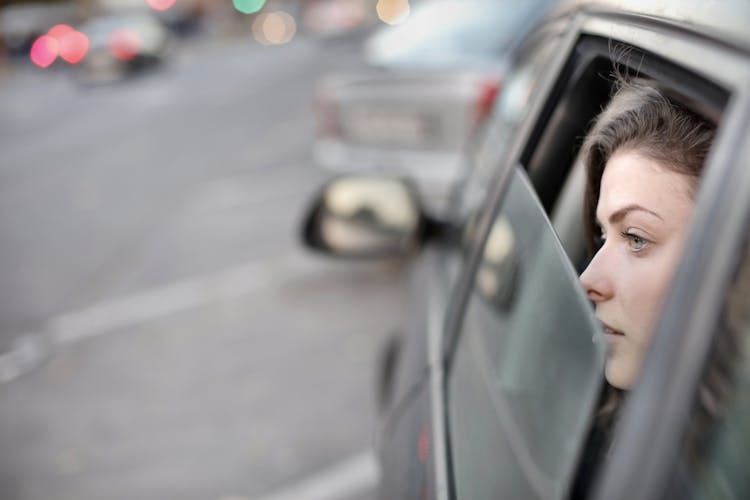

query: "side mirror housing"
xmin=301 ymin=175 xmax=427 ymax=258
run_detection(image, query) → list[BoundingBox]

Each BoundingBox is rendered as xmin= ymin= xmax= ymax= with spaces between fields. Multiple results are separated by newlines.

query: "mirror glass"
xmin=306 ymin=176 xmax=422 ymax=257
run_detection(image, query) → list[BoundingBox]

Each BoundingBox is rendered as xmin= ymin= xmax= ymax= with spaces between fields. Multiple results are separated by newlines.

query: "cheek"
xmin=620 ymin=248 xmax=682 ymax=342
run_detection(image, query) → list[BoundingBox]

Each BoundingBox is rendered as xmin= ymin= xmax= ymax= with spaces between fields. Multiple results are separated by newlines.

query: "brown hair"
xmin=582 ymin=79 xmax=717 ymax=253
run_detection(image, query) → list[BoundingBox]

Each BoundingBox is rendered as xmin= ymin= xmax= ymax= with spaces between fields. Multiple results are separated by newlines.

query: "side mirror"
xmin=301 ymin=175 xmax=426 ymax=258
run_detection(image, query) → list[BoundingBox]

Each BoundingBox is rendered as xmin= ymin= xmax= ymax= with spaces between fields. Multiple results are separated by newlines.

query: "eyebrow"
xmin=597 ymin=204 xmax=664 ymax=226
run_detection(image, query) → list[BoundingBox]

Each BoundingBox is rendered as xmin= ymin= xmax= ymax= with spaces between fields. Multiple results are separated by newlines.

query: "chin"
xmin=605 ymin=362 xmax=636 ymax=390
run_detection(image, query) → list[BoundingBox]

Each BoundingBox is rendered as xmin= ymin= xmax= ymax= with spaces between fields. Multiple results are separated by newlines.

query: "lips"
xmin=599 ymin=320 xmax=624 ymax=336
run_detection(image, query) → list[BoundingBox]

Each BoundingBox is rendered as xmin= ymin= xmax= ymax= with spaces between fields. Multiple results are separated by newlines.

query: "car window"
xmin=447 ymin=167 xmax=605 ymax=499
xmin=665 ymin=240 xmax=750 ymax=499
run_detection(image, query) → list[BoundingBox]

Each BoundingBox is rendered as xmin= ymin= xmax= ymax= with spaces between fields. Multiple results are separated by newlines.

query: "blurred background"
xmin=0 ymin=0 xmax=533 ymax=498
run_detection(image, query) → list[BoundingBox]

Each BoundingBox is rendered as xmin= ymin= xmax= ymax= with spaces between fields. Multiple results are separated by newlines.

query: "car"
xmin=0 ymin=2 xmax=82 ymax=58
xmin=313 ymin=0 xmax=553 ymax=213
xmin=300 ymin=0 xmax=750 ymax=498
xmin=74 ymin=10 xmax=170 ymax=84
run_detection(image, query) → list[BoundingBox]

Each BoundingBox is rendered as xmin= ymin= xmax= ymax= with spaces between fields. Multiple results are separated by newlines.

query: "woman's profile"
xmin=579 ymin=78 xmax=716 ymax=390
xmin=570 ymin=77 xmax=716 ymax=498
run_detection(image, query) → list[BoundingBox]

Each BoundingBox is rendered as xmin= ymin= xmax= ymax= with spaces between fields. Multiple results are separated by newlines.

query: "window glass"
xmin=448 ymin=167 xmax=605 ymax=499
xmin=666 ymin=240 xmax=750 ymax=499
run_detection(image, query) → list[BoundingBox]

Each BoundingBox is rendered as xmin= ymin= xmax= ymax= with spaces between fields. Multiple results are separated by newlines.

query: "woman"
xmin=579 ymin=79 xmax=716 ymax=390
xmin=570 ymin=78 xmax=716 ymax=498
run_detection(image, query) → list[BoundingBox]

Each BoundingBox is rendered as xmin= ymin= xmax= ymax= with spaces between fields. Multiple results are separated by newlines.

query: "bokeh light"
xmin=234 ymin=0 xmax=266 ymax=15
xmin=147 ymin=0 xmax=177 ymax=11
xmin=252 ymin=11 xmax=296 ymax=45
xmin=108 ymin=28 xmax=141 ymax=61
xmin=30 ymin=35 xmax=59 ymax=68
xmin=48 ymin=24 xmax=74 ymax=41
xmin=376 ymin=0 xmax=410 ymax=25
xmin=58 ymin=30 xmax=89 ymax=64
xmin=46 ymin=24 xmax=89 ymax=64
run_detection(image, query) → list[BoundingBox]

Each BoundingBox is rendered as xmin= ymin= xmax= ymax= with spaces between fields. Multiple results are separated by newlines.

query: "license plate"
xmin=345 ymin=108 xmax=432 ymax=147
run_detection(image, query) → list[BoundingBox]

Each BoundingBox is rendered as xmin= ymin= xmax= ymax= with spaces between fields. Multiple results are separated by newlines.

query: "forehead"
xmin=597 ymin=150 xmax=695 ymax=221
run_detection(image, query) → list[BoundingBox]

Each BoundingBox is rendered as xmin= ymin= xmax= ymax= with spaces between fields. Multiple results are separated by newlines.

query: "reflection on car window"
xmin=666 ymin=240 xmax=750 ymax=499
xmin=448 ymin=167 xmax=605 ymax=499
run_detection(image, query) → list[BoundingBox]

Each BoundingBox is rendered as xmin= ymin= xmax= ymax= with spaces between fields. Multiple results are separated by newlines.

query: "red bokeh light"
xmin=59 ymin=31 xmax=89 ymax=64
xmin=108 ymin=28 xmax=141 ymax=61
xmin=48 ymin=24 xmax=75 ymax=40
xmin=46 ymin=24 xmax=89 ymax=64
xmin=30 ymin=35 xmax=59 ymax=68
xmin=147 ymin=0 xmax=176 ymax=11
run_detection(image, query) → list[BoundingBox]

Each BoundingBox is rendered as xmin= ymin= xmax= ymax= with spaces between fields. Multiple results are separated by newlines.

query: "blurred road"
xmin=0 ymin=30 xmax=407 ymax=500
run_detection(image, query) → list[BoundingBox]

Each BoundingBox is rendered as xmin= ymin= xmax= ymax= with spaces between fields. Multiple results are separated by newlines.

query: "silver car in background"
xmin=313 ymin=0 xmax=551 ymax=212
xmin=75 ymin=10 xmax=170 ymax=84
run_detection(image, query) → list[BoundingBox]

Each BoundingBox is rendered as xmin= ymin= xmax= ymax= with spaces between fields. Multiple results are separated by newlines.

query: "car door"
xmin=441 ymin=19 xmax=612 ymax=498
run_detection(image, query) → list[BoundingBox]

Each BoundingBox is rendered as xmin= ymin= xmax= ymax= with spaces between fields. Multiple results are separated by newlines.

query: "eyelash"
xmin=594 ymin=229 xmax=650 ymax=253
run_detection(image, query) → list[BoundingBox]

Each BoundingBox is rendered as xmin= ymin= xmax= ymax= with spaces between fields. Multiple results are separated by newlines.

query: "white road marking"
xmin=0 ymin=251 xmax=338 ymax=383
xmin=49 ymin=252 xmax=311 ymax=345
xmin=253 ymin=450 xmax=380 ymax=500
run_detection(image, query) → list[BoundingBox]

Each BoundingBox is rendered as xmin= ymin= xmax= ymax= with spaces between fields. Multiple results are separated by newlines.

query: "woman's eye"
xmin=623 ymin=232 xmax=648 ymax=252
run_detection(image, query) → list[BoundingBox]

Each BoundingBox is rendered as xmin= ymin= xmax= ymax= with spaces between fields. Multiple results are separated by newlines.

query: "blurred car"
xmin=75 ymin=11 xmax=170 ymax=84
xmin=313 ymin=0 xmax=550 ymax=212
xmin=301 ymin=0 xmax=750 ymax=498
xmin=0 ymin=2 xmax=81 ymax=57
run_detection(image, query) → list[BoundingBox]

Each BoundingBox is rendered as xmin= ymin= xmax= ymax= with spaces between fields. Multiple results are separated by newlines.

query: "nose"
xmin=579 ymin=247 xmax=613 ymax=303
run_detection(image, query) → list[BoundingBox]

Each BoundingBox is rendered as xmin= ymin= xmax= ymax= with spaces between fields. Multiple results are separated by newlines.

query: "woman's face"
xmin=580 ymin=150 xmax=696 ymax=389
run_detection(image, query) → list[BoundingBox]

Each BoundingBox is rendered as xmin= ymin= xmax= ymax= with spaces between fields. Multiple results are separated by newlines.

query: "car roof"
xmin=548 ymin=0 xmax=750 ymax=52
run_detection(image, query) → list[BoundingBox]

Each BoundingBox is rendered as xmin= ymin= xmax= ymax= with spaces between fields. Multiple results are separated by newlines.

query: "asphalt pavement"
xmin=0 ymin=28 xmax=407 ymax=500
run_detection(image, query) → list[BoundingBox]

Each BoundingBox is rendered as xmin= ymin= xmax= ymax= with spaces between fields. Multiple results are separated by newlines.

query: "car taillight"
xmin=474 ymin=78 xmax=501 ymax=127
